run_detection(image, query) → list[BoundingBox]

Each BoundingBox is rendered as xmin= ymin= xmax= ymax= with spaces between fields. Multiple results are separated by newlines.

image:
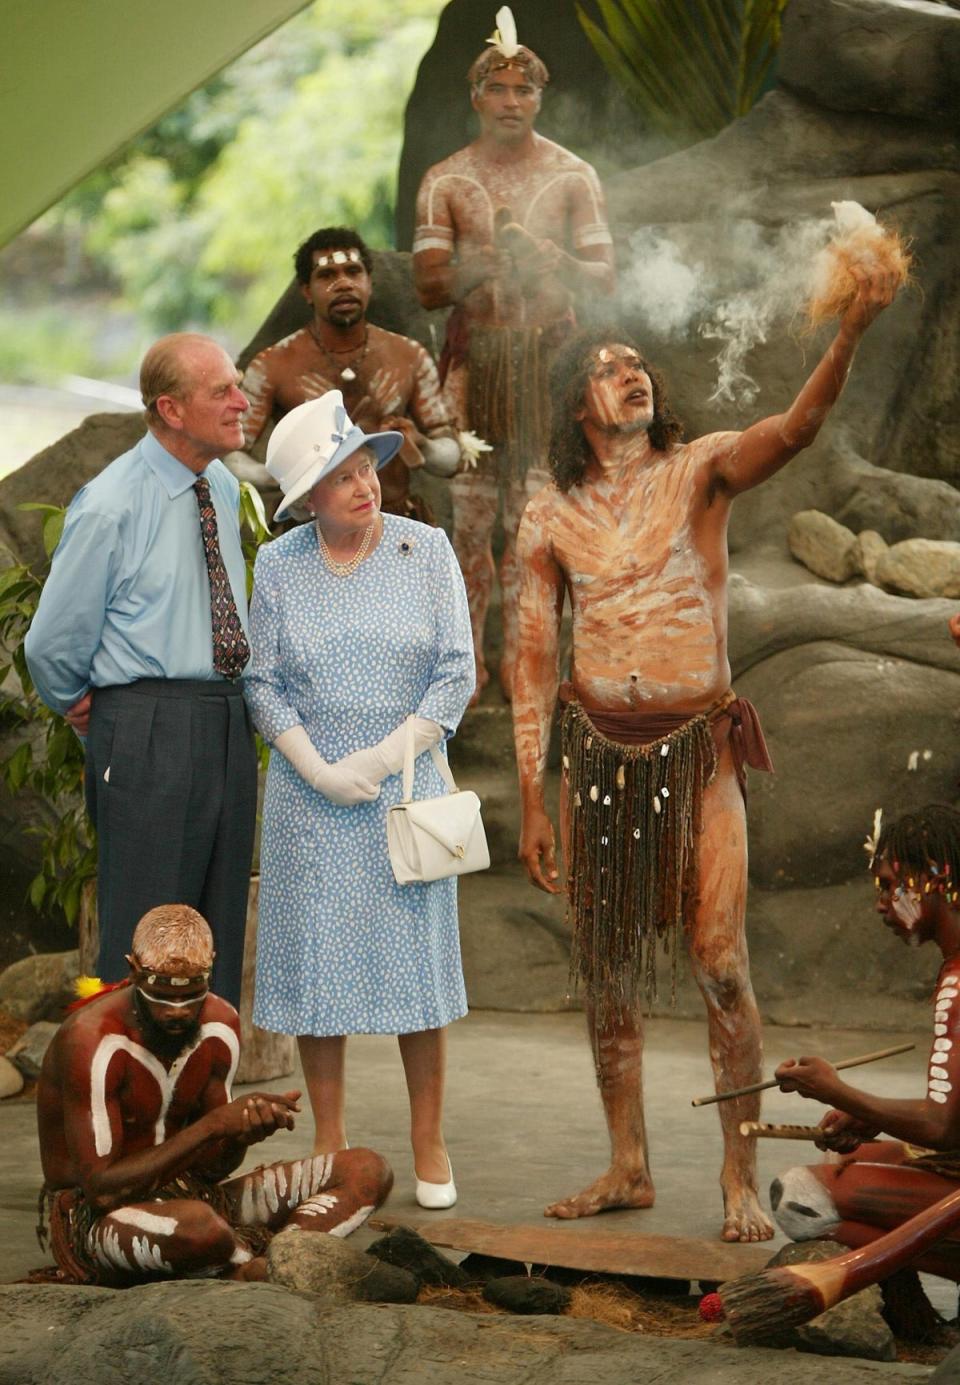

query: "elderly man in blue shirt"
xmin=25 ymin=333 xmax=257 ymax=1007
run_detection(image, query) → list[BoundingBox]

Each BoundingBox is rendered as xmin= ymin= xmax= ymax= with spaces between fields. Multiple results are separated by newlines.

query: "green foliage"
xmin=577 ymin=0 xmax=788 ymax=143
xmin=0 ymin=493 xmax=274 ymax=924
xmin=36 ymin=0 xmax=446 ymax=345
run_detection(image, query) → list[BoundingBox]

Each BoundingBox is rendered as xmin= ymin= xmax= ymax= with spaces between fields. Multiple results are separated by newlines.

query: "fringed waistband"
xmin=465 ymin=320 xmax=571 ymax=467
xmin=559 ymin=688 xmax=772 ymax=1021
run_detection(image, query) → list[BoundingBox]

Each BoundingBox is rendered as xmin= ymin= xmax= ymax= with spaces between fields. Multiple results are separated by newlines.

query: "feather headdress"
xmin=487 ymin=6 xmax=520 ymax=58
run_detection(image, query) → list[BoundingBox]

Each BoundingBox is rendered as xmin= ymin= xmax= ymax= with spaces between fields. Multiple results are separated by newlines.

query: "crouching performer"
xmin=772 ymin=804 xmax=960 ymax=1278
xmin=512 ymin=260 xmax=898 ymax=1240
xmin=36 ymin=904 xmax=392 ymax=1284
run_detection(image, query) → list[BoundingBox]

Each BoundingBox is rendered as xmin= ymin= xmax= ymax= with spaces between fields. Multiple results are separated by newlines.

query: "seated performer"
xmin=512 ymin=262 xmax=899 ymax=1240
xmin=37 ymin=904 xmax=392 ymax=1284
xmin=241 ymin=226 xmax=461 ymax=521
xmin=772 ymin=804 xmax=960 ymax=1277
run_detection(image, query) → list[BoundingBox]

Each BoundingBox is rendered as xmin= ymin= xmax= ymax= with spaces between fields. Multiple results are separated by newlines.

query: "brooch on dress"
xmin=398 ymin=539 xmax=416 ymax=556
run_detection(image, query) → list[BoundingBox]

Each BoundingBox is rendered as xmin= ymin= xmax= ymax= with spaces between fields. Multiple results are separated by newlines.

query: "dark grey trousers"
xmin=84 ymin=678 xmax=257 ymax=1008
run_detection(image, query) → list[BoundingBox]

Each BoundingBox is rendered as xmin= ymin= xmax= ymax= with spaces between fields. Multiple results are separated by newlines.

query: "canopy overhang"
xmin=2 ymin=0 xmax=312 ymax=248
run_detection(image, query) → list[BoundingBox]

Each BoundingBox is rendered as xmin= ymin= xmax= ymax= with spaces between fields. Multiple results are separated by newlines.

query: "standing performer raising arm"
xmin=512 ymin=263 xmax=899 ymax=1241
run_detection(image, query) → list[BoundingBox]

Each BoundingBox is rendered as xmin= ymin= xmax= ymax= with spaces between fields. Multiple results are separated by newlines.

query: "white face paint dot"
xmin=935 ymin=1024 xmax=948 ymax=1036
xmin=934 ymin=1038 xmax=953 ymax=1052
xmin=931 ymin=1090 xmax=948 ymax=1104
xmin=589 ymin=785 xmax=599 ymax=802
xmin=930 ymin=1079 xmax=953 ymax=1093
xmin=931 ymin=1065 xmax=950 ymax=1080
xmin=939 ymin=989 xmax=958 ymax=1001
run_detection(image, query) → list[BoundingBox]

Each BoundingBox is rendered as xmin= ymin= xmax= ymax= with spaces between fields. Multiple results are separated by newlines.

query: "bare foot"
xmin=544 ymin=1166 xmax=655 ymax=1219
xmin=721 ymin=1186 xmax=775 ymax=1242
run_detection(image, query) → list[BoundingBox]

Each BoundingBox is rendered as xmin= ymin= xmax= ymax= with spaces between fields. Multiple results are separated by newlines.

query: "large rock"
xmin=875 ymin=539 xmax=960 ymax=599
xmin=7 ymin=1020 xmax=59 ymax=1079
xmin=831 ymin=453 xmax=960 ymax=546
xmin=0 ymin=1055 xmax=24 ymax=1099
xmin=779 ymin=0 xmax=960 ymax=123
xmin=788 ymin=511 xmax=859 ymax=582
xmin=757 ymin=1240 xmax=896 ymax=1361
xmin=266 ymin=1226 xmax=418 ymax=1303
xmin=740 ymin=640 xmax=960 ymax=889
xmin=0 ymin=1282 xmax=930 ymax=1385
xmin=0 ymin=411 xmax=145 ymax=569
xmin=0 ymin=949 xmax=78 ymax=1023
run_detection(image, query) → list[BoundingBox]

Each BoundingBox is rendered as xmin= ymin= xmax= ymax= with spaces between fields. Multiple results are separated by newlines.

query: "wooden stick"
xmin=720 ymin=1184 xmax=960 ymax=1345
xmin=691 ymin=1042 xmax=914 ymax=1107
xmin=738 ymin=1122 xmax=821 ymax=1141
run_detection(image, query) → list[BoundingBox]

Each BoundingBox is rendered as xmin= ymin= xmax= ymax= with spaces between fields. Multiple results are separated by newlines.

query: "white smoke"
xmin=617 ymin=212 xmax=844 ymax=408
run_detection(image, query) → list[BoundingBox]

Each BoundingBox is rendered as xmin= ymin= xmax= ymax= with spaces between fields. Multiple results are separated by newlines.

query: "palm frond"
xmin=579 ymin=0 xmax=790 ymax=142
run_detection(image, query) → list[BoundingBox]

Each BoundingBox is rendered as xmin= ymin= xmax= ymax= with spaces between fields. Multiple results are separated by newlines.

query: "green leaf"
xmin=578 ymin=0 xmax=788 ymax=141
xmin=4 ymin=742 xmax=32 ymax=792
xmin=28 ymin=873 xmax=47 ymax=911
xmin=41 ymin=511 xmax=66 ymax=559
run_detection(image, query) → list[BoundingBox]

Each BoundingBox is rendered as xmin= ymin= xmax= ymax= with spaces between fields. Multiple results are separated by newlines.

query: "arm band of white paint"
xmin=273 ymin=725 xmax=331 ymax=791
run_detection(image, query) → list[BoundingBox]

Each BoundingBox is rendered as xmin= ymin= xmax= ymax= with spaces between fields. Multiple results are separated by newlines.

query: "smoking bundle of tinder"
xmin=807 ymin=200 xmax=911 ymax=326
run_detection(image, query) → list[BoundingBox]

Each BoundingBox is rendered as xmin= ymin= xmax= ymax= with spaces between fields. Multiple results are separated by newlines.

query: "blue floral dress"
xmin=244 ymin=515 xmax=475 ymax=1036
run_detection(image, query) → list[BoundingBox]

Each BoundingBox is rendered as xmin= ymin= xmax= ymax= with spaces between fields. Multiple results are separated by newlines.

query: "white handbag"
xmin=387 ymin=717 xmax=490 ymax=884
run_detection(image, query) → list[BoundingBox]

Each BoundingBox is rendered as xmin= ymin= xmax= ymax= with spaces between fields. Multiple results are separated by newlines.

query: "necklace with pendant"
xmin=315 ymin=517 xmax=378 ymax=576
xmin=308 ymin=323 xmax=369 ymax=383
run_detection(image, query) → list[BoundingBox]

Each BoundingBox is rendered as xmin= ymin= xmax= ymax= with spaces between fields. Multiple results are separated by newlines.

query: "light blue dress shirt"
xmin=24 ymin=431 xmax=249 ymax=715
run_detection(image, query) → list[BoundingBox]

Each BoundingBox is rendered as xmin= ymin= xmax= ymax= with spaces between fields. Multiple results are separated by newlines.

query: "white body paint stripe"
xmin=89 ymin=1022 xmax=240 ymax=1156
xmin=110 ymin=1207 xmax=178 ymax=1237
xmin=328 ymin=1205 xmax=374 ymax=1238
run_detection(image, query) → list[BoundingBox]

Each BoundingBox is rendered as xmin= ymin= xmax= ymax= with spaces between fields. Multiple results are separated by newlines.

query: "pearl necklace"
xmin=315 ymin=518 xmax=377 ymax=576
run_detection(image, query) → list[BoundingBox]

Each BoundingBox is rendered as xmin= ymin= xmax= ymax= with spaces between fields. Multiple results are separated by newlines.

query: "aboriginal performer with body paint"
xmin=511 ymin=261 xmax=900 ymax=1241
xmin=413 ymin=6 xmax=615 ymax=700
xmin=771 ymin=805 xmax=960 ymax=1275
xmin=36 ymin=905 xmax=392 ymax=1284
xmin=241 ymin=226 xmax=463 ymax=523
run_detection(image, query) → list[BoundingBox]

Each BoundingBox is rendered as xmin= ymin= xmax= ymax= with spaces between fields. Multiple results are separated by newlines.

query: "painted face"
xmin=167 ymin=344 xmax=248 ymax=456
xmin=132 ymin=968 xmax=209 ymax=1052
xmin=577 ymin=344 xmax=655 ymax=434
xmin=308 ymin=446 xmax=381 ymax=535
xmin=874 ymin=858 xmax=931 ymax=947
xmin=471 ymin=66 xmax=541 ymax=142
xmin=302 ymin=248 xmax=372 ymax=328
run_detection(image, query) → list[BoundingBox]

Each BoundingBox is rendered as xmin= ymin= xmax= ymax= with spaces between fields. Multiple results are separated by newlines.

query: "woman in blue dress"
xmin=245 ymin=390 xmax=474 ymax=1209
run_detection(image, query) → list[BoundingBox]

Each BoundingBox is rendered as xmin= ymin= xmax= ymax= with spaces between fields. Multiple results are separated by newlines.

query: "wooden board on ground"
xmin=368 ymin=1215 xmax=772 ymax=1283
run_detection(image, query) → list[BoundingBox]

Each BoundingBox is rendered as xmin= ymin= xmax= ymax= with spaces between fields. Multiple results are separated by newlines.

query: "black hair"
xmin=547 ymin=325 xmax=684 ymax=493
xmin=874 ymin=804 xmax=960 ymax=899
xmin=294 ymin=227 xmax=373 ymax=284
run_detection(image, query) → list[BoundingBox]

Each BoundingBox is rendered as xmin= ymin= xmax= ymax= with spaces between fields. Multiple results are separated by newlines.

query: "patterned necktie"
xmin=193 ymin=476 xmax=250 ymax=679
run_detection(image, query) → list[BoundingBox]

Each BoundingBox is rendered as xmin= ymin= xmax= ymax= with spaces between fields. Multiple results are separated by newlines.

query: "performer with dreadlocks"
xmin=512 ymin=260 xmax=899 ymax=1241
xmin=770 ymin=804 xmax=960 ymax=1278
xmin=413 ymin=5 xmax=615 ymax=700
xmin=36 ymin=905 xmax=391 ymax=1284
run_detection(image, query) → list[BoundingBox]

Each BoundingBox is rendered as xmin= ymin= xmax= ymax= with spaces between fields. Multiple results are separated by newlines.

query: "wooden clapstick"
xmin=739 ymin=1121 xmax=821 ymax=1141
xmin=691 ymin=1042 xmax=914 ymax=1107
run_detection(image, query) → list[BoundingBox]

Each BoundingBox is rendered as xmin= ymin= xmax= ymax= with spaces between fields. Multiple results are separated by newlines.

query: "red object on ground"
xmin=699 ymin=1291 xmax=725 ymax=1322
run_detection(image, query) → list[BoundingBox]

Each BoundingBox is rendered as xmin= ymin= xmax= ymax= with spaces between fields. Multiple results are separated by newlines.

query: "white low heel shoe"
xmin=415 ymin=1158 xmax=457 ymax=1210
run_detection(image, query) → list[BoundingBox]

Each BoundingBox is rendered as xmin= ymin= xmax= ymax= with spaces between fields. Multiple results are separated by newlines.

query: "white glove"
xmin=273 ymin=726 xmax=380 ymax=806
xmin=421 ymin=436 xmax=462 ymax=478
xmin=337 ymin=718 xmax=443 ymax=785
